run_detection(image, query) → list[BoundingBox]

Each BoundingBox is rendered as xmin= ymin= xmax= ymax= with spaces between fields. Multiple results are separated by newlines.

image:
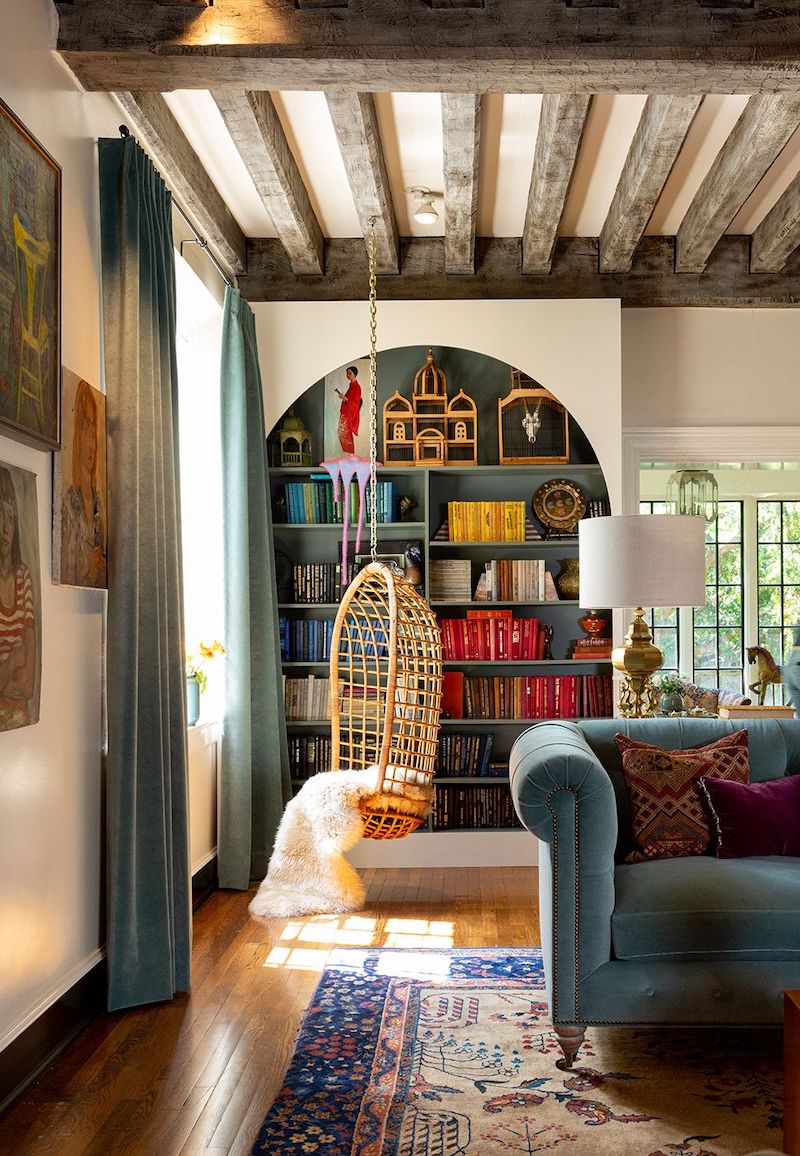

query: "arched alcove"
xmin=253 ymin=298 xmax=622 ymax=509
xmin=268 ymin=344 xmax=604 ymax=474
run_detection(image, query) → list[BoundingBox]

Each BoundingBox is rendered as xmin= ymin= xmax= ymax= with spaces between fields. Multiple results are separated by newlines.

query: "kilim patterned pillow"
xmin=615 ymin=729 xmax=750 ymax=863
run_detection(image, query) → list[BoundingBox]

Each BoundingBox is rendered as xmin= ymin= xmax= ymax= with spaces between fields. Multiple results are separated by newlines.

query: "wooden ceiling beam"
xmin=599 ymin=94 xmax=702 ymax=273
xmin=114 ymin=91 xmax=246 ymax=279
xmin=676 ymin=94 xmax=800 ymax=273
xmin=55 ymin=1 xmax=800 ymax=93
xmin=325 ymin=92 xmax=398 ymax=274
xmin=522 ymin=94 xmax=590 ymax=275
xmin=442 ymin=94 xmax=481 ymax=275
xmin=240 ymin=235 xmax=800 ymax=306
xmin=212 ymin=90 xmax=323 ymax=276
xmin=750 ymin=172 xmax=800 ymax=272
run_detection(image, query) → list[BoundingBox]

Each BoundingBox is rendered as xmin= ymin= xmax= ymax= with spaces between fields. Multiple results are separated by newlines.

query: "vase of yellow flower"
xmin=185 ymin=640 xmax=226 ymax=726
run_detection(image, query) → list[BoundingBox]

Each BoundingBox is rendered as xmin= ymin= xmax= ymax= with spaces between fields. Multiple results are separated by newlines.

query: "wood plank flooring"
xmin=0 ymin=867 xmax=539 ymax=1155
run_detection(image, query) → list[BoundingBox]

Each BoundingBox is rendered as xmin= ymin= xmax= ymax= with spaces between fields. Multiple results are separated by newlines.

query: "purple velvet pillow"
xmin=699 ymin=773 xmax=800 ymax=858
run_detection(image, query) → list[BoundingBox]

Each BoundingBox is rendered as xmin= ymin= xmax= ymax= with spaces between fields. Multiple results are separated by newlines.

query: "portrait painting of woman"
xmin=0 ymin=462 xmax=40 ymax=731
xmin=323 ymin=357 xmax=370 ymax=460
xmin=53 ymin=370 xmax=107 ymax=588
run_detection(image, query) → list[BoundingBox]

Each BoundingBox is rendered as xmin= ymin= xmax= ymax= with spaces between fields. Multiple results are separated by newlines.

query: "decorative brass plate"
xmin=532 ymin=478 xmax=587 ymax=534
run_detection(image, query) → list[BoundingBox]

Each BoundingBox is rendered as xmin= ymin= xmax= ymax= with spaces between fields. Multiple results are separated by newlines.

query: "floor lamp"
xmin=578 ymin=515 xmax=707 ymax=717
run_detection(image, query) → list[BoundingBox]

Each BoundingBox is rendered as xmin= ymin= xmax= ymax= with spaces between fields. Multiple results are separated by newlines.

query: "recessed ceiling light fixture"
xmin=406 ymin=186 xmax=439 ymax=225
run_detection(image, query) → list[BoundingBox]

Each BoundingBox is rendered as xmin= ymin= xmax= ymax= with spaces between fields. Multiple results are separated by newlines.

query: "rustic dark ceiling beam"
xmin=325 ymin=92 xmax=398 ymax=274
xmin=114 ymin=90 xmax=246 ymax=279
xmin=239 ymin=235 xmax=800 ymax=306
xmin=213 ymin=90 xmax=324 ymax=276
xmin=675 ymin=94 xmax=800 ymax=273
xmin=441 ymin=94 xmax=481 ymax=275
xmin=750 ymin=173 xmax=800 ymax=273
xmin=599 ymin=94 xmax=702 ymax=273
xmin=55 ymin=0 xmax=800 ymax=93
xmin=522 ymin=94 xmax=590 ymax=275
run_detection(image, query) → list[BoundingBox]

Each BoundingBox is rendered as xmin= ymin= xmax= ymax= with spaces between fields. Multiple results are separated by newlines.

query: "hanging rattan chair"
xmin=330 ymin=561 xmax=443 ymax=839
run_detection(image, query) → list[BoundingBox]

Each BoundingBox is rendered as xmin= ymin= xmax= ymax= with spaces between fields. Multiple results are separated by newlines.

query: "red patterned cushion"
xmin=615 ymin=730 xmax=751 ymax=863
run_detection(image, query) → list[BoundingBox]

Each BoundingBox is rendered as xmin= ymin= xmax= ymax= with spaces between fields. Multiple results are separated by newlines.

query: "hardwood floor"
xmin=0 ymin=867 xmax=539 ymax=1155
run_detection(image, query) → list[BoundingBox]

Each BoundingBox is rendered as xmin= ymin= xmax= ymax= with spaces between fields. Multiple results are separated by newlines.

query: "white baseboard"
xmin=347 ymin=830 xmax=538 ymax=868
xmin=0 ymin=947 xmax=106 ymax=1052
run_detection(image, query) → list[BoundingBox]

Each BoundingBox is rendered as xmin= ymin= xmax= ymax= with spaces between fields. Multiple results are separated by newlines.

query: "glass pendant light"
xmin=666 ymin=469 xmax=719 ymax=522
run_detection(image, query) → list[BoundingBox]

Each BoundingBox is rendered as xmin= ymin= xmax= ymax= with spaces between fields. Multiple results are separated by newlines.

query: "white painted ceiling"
xmin=164 ymin=91 xmax=800 ymax=241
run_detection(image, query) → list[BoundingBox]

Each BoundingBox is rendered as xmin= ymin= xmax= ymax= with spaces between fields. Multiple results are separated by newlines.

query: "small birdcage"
xmin=330 ymin=562 xmax=443 ymax=839
xmin=498 ymin=371 xmax=569 ymax=465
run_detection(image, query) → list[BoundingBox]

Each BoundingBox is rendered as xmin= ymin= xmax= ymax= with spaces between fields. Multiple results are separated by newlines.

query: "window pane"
xmin=654 ymin=629 xmax=678 ymax=670
xmin=704 ymin=545 xmax=717 ymax=584
xmin=758 ymin=544 xmax=781 ymax=585
xmin=759 ymin=626 xmax=782 ymax=656
xmin=784 ymin=586 xmax=800 ymax=627
xmin=758 ymin=502 xmax=781 ymax=542
xmin=718 ymin=629 xmax=742 ymax=668
xmin=758 ymin=584 xmax=781 ymax=626
xmin=718 ymin=669 xmax=742 ymax=694
xmin=717 ymin=503 xmax=741 ymax=543
xmin=653 ymin=606 xmax=678 ymax=627
xmin=785 ymin=544 xmax=800 ymax=583
xmin=694 ymin=587 xmax=716 ymax=627
xmin=784 ymin=502 xmax=800 ymax=542
xmin=694 ymin=628 xmax=718 ymax=667
xmin=718 ymin=585 xmax=742 ymax=626
xmin=718 ymin=543 xmax=741 ymax=585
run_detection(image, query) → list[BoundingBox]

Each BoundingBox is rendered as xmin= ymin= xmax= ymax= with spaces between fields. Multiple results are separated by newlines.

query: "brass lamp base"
xmin=612 ymin=607 xmax=663 ymax=718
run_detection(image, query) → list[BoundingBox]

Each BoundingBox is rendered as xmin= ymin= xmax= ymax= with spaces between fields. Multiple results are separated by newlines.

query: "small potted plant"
xmin=185 ymin=639 xmax=226 ymax=726
xmin=655 ymin=673 xmax=686 ymax=715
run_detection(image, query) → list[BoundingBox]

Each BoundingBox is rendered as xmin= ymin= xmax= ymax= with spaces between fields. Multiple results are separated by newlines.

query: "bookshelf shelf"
xmin=271 ymin=429 xmax=611 ymax=849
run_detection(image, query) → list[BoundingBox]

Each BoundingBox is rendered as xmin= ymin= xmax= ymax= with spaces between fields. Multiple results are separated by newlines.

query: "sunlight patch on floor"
xmin=263 ymin=914 xmax=455 ymax=970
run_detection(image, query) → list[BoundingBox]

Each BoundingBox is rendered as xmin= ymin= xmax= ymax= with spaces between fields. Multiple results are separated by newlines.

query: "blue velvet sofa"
xmin=509 ymin=717 xmax=800 ymax=1067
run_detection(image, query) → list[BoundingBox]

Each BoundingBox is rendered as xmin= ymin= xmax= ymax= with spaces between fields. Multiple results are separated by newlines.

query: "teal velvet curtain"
xmin=99 ymin=137 xmax=191 ymax=1010
xmin=219 ymin=286 xmax=290 ymax=889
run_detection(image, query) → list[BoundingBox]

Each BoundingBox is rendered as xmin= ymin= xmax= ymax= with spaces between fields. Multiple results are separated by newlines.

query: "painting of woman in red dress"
xmin=335 ymin=366 xmax=362 ymax=455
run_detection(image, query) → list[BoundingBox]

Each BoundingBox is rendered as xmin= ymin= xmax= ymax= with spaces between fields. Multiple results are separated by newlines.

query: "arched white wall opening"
xmin=253 ymin=299 xmax=623 ymax=509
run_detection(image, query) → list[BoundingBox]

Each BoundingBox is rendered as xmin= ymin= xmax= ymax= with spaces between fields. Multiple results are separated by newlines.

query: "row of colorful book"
xmin=279 ymin=618 xmax=335 ymax=662
xmin=441 ymin=671 xmax=613 ymax=719
xmin=474 ymin=559 xmax=560 ymax=603
xmin=436 ymin=732 xmax=495 ymax=777
xmin=291 ymin=562 xmax=354 ymax=604
xmin=288 ymin=735 xmax=332 ymax=781
xmin=446 ymin=500 xmax=530 ymax=542
xmin=282 ymin=480 xmax=398 ymax=525
xmin=439 ymin=611 xmax=547 ymax=661
xmin=431 ymin=784 xmax=521 ymax=830
xmin=283 ymin=675 xmax=331 ymax=720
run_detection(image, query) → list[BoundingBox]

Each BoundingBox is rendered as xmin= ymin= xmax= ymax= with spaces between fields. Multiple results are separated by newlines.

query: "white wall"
xmin=254 ymin=299 xmax=624 ymax=509
xmin=0 ymin=0 xmax=122 ymax=1050
xmin=622 ymin=309 xmax=800 ymax=429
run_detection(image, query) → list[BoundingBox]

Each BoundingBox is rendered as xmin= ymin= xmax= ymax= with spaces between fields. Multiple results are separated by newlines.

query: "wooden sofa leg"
xmin=554 ymin=1024 xmax=586 ymax=1070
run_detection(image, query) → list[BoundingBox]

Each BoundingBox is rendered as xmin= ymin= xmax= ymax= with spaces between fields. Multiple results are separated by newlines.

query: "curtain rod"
xmin=118 ymin=124 xmax=233 ymax=289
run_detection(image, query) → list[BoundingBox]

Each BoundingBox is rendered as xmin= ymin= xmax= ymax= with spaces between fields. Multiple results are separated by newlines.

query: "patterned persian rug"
xmin=251 ymin=949 xmax=783 ymax=1156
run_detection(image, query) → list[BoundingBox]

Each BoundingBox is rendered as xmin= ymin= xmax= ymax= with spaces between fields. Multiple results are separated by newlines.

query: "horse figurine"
xmin=747 ymin=645 xmax=782 ymax=704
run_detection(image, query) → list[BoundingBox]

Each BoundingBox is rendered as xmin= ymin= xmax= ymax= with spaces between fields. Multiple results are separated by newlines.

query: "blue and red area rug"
xmin=252 ymin=949 xmax=783 ymax=1155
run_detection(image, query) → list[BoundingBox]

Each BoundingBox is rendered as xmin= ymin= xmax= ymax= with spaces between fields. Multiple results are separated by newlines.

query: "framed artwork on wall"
xmin=52 ymin=368 xmax=108 ymax=588
xmin=323 ymin=356 xmax=371 ymax=460
xmin=0 ymin=97 xmax=61 ymax=450
xmin=0 ymin=460 xmax=41 ymax=731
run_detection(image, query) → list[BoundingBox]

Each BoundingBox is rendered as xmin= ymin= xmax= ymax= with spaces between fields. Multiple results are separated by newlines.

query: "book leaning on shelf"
xmin=440 ymin=670 xmax=612 ymax=720
xmin=288 ymin=735 xmax=332 ymax=781
xmin=432 ymin=785 xmax=520 ymax=831
xmin=447 ymin=501 xmax=528 ymax=542
xmin=439 ymin=611 xmax=545 ymax=660
xmin=291 ymin=562 xmax=355 ymax=603
xmin=280 ymin=618 xmax=335 ymax=662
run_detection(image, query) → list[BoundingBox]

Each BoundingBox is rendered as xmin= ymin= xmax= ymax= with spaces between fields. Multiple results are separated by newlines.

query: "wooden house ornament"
xmin=383 ymin=349 xmax=478 ymax=467
xmin=498 ymin=369 xmax=569 ymax=465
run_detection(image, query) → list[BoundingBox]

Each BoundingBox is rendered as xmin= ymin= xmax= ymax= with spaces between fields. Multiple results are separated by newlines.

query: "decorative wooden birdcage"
xmin=330 ymin=562 xmax=443 ymax=839
xmin=498 ymin=371 xmax=569 ymax=465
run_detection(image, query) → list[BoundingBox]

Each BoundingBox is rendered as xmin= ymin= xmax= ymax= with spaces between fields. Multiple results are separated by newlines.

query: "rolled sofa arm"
xmin=509 ymin=721 xmax=618 ymax=1023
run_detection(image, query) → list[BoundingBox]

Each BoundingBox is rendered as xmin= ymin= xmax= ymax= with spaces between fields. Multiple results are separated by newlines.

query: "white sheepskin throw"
xmin=248 ymin=764 xmax=383 ymax=918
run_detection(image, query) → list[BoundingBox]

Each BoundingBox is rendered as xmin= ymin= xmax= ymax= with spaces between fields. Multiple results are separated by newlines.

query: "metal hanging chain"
xmin=368 ymin=217 xmax=379 ymax=561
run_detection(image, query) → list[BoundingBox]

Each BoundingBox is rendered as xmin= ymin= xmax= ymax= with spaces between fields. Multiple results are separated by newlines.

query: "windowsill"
xmin=188 ymin=720 xmax=222 ymax=744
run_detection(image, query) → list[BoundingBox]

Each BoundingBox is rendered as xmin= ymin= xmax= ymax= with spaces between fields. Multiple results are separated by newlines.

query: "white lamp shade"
xmin=578 ymin=515 xmax=707 ymax=609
